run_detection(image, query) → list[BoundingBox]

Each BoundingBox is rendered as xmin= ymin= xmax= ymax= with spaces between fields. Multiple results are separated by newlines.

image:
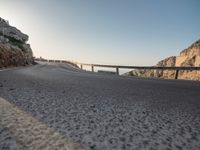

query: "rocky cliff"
xmin=0 ymin=17 xmax=34 ymax=68
xmin=126 ymin=39 xmax=200 ymax=80
xmin=177 ymin=40 xmax=200 ymax=80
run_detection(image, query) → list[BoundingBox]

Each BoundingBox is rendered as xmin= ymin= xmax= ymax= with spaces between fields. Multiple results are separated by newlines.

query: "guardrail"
xmin=34 ymin=58 xmax=200 ymax=79
xmin=34 ymin=58 xmax=78 ymax=68
xmin=77 ymin=63 xmax=200 ymax=79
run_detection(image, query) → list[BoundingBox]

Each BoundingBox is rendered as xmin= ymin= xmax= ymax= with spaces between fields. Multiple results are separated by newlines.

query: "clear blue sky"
xmin=0 ymin=0 xmax=200 ymax=65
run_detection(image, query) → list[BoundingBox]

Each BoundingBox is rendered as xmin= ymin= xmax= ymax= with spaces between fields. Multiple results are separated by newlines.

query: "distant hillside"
xmin=0 ymin=17 xmax=34 ymax=68
xmin=125 ymin=39 xmax=200 ymax=80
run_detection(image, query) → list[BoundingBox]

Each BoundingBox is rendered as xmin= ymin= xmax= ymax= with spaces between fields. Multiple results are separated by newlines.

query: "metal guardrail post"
xmin=116 ymin=67 xmax=119 ymax=75
xmin=175 ymin=70 xmax=179 ymax=79
xmin=92 ymin=65 xmax=94 ymax=72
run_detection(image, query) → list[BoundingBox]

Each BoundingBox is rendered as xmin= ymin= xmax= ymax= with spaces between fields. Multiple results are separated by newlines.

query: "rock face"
xmin=177 ymin=40 xmax=200 ymax=80
xmin=0 ymin=17 xmax=34 ymax=68
xmin=126 ymin=39 xmax=200 ymax=80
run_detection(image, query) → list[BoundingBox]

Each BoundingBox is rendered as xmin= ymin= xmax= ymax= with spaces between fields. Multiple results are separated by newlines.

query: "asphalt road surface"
xmin=0 ymin=63 xmax=200 ymax=150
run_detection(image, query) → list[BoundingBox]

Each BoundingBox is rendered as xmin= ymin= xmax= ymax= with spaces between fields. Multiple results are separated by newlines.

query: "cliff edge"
xmin=0 ymin=17 xmax=34 ymax=68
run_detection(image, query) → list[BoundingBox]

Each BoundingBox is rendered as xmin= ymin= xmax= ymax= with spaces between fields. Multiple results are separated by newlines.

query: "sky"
xmin=0 ymin=0 xmax=200 ymax=66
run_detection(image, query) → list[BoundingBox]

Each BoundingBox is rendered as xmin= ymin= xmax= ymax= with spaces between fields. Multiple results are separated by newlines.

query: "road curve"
xmin=0 ymin=63 xmax=200 ymax=150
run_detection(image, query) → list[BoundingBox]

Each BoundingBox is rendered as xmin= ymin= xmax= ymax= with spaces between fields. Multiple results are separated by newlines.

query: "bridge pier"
xmin=80 ymin=65 xmax=83 ymax=70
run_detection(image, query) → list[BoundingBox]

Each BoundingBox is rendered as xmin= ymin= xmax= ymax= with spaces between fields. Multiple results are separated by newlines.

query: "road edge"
xmin=0 ymin=97 xmax=85 ymax=150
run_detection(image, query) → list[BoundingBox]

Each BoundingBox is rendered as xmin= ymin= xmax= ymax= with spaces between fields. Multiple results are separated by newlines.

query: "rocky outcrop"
xmin=126 ymin=39 xmax=200 ymax=80
xmin=177 ymin=40 xmax=200 ymax=80
xmin=155 ymin=56 xmax=176 ymax=78
xmin=0 ymin=17 xmax=34 ymax=68
xmin=180 ymin=40 xmax=200 ymax=57
xmin=126 ymin=56 xmax=177 ymax=79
